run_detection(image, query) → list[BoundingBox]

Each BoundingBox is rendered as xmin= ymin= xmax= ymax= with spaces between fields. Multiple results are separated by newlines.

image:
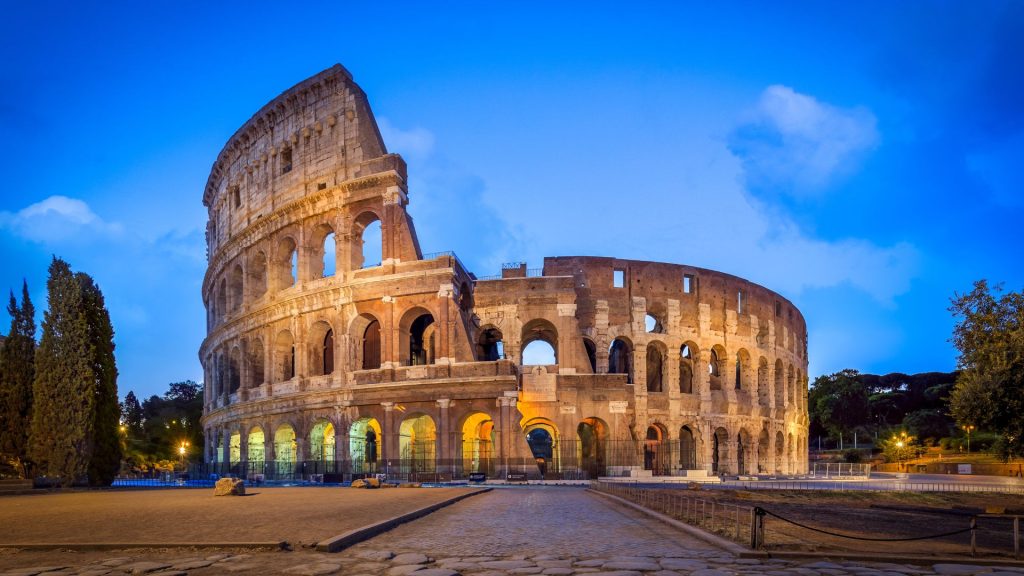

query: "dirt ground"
xmin=0 ymin=486 xmax=470 ymax=548
xmin=677 ymin=488 xmax=1024 ymax=558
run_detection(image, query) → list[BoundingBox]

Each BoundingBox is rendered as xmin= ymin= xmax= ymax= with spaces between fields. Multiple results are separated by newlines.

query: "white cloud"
xmin=377 ymin=117 xmax=435 ymax=161
xmin=730 ymin=85 xmax=879 ymax=194
xmin=0 ymin=195 xmax=122 ymax=243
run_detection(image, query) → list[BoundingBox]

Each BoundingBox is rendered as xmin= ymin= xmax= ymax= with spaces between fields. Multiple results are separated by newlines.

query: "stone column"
xmin=239 ymin=431 xmax=249 ymax=476
xmin=436 ymin=398 xmax=452 ymax=474
xmin=496 ymin=396 xmax=515 ymax=477
xmin=382 ymin=402 xmax=396 ymax=473
xmin=221 ymin=429 xmax=231 ymax=472
xmin=437 ymin=284 xmax=453 ymax=362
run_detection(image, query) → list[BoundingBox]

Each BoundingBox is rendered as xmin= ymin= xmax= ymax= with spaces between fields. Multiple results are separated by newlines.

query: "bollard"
xmin=970 ymin=516 xmax=977 ymax=557
xmin=1015 ymin=516 xmax=1020 ymax=560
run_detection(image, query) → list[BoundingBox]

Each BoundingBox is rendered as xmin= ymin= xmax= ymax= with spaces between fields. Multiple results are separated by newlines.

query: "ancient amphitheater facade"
xmin=200 ymin=65 xmax=809 ymax=481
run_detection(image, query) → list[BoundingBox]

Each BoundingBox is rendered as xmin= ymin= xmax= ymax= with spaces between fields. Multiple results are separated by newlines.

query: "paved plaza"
xmin=2 ymin=487 xmax=1024 ymax=576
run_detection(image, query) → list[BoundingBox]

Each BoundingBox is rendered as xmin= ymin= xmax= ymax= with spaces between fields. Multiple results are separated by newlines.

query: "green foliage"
xmin=877 ymin=432 xmax=923 ymax=464
xmin=901 ymin=409 xmax=953 ymax=442
xmin=0 ymin=282 xmax=36 ymax=478
xmin=948 ymin=280 xmax=1024 ymax=460
xmin=30 ymin=258 xmax=95 ymax=487
xmin=809 ymin=369 xmax=869 ymax=439
xmin=122 ymin=380 xmax=204 ymax=469
xmin=841 ymin=448 xmax=863 ymax=463
xmin=77 ymin=273 xmax=121 ymax=486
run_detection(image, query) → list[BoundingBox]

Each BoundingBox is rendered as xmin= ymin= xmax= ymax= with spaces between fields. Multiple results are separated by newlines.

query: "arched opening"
xmin=308 ymin=321 xmax=334 ymax=376
xmin=277 ymin=237 xmax=298 ymax=289
xmin=757 ymin=357 xmax=770 ymax=407
xmin=273 ymin=424 xmax=297 ymax=476
xmin=461 ymin=412 xmax=494 ymax=475
xmin=712 ymin=427 xmax=729 ymax=474
xmin=354 ymin=213 xmax=382 ymax=269
xmin=644 ymin=313 xmax=663 ymax=333
xmin=323 ymin=232 xmax=336 ymax=277
xmin=524 ymin=419 xmax=558 ymax=479
xmin=521 ymin=319 xmax=558 ymax=365
xmin=309 ymin=420 xmax=336 ymax=463
xmin=522 ymin=340 xmax=556 ymax=365
xmin=787 ymin=364 xmax=796 ymax=407
xmin=248 ymin=251 xmax=268 ymax=300
xmin=775 ymin=431 xmax=786 ymax=474
xmin=643 ymin=424 xmax=669 ymax=475
xmin=477 ymin=327 xmax=504 ymax=361
xmin=407 ymin=313 xmax=435 ymax=366
xmin=583 ymin=338 xmax=597 ymax=373
xmin=774 ymin=359 xmax=785 ymax=407
xmin=679 ymin=343 xmax=696 ymax=394
xmin=709 ymin=346 xmax=725 ymax=390
xmin=229 ymin=431 xmax=241 ymax=466
xmin=736 ymin=349 xmax=752 ymax=391
xmin=248 ymin=339 xmax=265 ymax=388
xmin=400 ymin=414 xmax=437 ymax=475
xmin=247 ymin=427 xmax=265 ymax=465
xmin=274 ymin=330 xmax=295 ymax=382
xmin=577 ymin=417 xmax=607 ymax=479
xmin=349 ymin=418 xmax=382 ymax=473
xmin=758 ymin=429 xmax=770 ymax=474
xmin=362 ymin=319 xmax=381 ymax=369
xmin=228 ymin=347 xmax=241 ymax=395
xmin=216 ymin=279 xmax=227 ymax=323
xmin=229 ymin=264 xmax=243 ymax=313
xmin=679 ymin=425 xmax=697 ymax=470
xmin=608 ymin=338 xmax=633 ymax=383
xmin=737 ymin=429 xmax=751 ymax=475
xmin=646 ymin=344 xmax=665 ymax=393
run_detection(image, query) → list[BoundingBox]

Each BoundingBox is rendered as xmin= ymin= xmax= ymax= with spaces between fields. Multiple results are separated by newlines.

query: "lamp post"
xmin=963 ymin=425 xmax=975 ymax=454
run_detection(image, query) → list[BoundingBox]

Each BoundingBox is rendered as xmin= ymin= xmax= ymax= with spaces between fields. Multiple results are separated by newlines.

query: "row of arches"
xmin=208 ymin=215 xmax=383 ymax=328
xmin=206 ymin=309 xmax=438 ymax=402
xmin=211 ymin=412 xmax=806 ymax=477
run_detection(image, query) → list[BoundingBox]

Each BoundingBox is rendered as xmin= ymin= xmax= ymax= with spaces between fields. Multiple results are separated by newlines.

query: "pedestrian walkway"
xmin=3 ymin=487 xmax=1024 ymax=575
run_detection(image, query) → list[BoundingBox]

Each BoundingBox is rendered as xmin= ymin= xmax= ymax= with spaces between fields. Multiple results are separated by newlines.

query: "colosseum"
xmin=199 ymin=64 xmax=809 ymax=482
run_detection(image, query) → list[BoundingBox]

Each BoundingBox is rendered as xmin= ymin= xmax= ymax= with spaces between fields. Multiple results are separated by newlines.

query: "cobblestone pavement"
xmin=2 ymin=487 xmax=1024 ymax=576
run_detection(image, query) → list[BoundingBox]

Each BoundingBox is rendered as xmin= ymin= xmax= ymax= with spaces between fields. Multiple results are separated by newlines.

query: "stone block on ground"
xmin=214 ymin=477 xmax=245 ymax=496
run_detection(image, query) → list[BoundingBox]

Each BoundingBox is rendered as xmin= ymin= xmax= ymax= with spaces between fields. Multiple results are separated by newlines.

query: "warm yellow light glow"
xmin=896 ymin=441 xmax=904 ymax=448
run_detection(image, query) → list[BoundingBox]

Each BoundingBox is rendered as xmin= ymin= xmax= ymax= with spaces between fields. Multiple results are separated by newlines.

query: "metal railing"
xmin=593 ymin=481 xmax=753 ymax=546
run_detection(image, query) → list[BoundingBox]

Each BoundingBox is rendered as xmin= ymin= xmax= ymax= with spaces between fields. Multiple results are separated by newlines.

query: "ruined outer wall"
xmin=199 ymin=65 xmax=809 ymax=478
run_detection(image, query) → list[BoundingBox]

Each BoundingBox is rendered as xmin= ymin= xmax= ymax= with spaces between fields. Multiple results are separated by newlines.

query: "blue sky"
xmin=1 ymin=2 xmax=1021 ymax=400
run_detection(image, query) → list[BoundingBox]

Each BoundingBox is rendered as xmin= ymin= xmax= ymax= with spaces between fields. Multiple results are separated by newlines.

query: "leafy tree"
xmin=902 ymin=409 xmax=953 ymax=442
xmin=0 ymin=282 xmax=36 ymax=477
xmin=30 ymin=259 xmax=94 ymax=486
xmin=121 ymin=391 xmax=144 ymax=435
xmin=948 ymin=280 xmax=1024 ymax=460
xmin=809 ymin=369 xmax=870 ymax=440
xmin=123 ymin=381 xmax=204 ymax=468
xmin=78 ymin=273 xmax=121 ymax=486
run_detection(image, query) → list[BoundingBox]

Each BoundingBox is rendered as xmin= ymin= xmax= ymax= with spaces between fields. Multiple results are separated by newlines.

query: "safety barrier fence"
xmin=592 ymin=481 xmax=1023 ymax=558
xmin=593 ymin=481 xmax=754 ymax=547
xmin=717 ymin=479 xmax=1024 ymax=494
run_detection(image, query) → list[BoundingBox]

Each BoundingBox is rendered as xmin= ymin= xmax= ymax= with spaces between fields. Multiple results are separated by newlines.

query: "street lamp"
xmin=962 ymin=425 xmax=975 ymax=454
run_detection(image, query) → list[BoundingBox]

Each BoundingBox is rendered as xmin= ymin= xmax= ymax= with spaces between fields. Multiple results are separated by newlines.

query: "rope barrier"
xmin=756 ymin=507 xmax=974 ymax=542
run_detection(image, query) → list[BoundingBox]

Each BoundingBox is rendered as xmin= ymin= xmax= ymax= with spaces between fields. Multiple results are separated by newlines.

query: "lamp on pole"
xmin=963 ymin=425 xmax=975 ymax=454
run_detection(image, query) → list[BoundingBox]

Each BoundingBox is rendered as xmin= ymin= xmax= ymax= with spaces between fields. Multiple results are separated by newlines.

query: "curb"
xmin=0 ymin=542 xmax=286 ymax=551
xmin=587 ymin=489 xmax=760 ymax=558
xmin=760 ymin=551 xmax=1024 ymax=567
xmin=315 ymin=487 xmax=492 ymax=553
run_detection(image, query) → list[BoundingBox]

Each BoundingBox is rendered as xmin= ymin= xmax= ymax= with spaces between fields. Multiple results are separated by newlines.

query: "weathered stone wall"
xmin=199 ymin=65 xmax=810 ymax=478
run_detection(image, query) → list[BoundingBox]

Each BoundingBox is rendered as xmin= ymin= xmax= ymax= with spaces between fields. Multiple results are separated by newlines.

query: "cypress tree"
xmin=0 ymin=282 xmax=37 ymax=478
xmin=78 ymin=272 xmax=121 ymax=486
xmin=30 ymin=258 xmax=95 ymax=487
